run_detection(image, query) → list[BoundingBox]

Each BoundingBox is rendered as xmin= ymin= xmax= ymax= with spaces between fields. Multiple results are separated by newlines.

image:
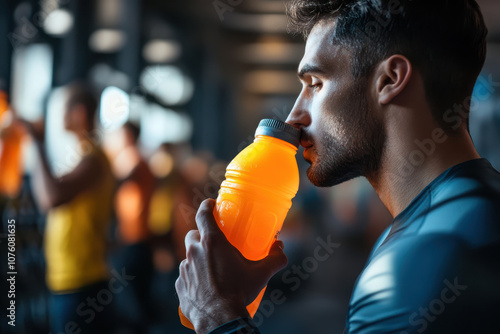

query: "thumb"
xmin=254 ymin=240 xmax=288 ymax=280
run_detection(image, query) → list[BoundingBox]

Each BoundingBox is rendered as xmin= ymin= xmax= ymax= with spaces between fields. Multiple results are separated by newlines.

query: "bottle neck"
xmin=254 ymin=135 xmax=298 ymax=152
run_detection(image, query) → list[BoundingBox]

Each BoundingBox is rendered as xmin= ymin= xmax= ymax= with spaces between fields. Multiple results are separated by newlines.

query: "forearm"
xmin=32 ymin=140 xmax=60 ymax=206
xmin=31 ymin=163 xmax=51 ymax=211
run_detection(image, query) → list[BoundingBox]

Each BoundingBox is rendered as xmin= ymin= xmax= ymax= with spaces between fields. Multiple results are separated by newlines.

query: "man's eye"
xmin=309 ymin=83 xmax=322 ymax=91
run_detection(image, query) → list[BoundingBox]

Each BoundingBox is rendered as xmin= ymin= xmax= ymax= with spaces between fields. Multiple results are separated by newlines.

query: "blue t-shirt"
xmin=210 ymin=159 xmax=500 ymax=334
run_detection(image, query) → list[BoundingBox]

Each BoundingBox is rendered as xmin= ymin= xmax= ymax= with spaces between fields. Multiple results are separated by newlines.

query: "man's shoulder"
xmin=356 ymin=233 xmax=467 ymax=298
xmin=346 ymin=160 xmax=500 ymax=333
xmin=413 ymin=160 xmax=500 ymax=245
xmin=348 ymin=232 xmax=499 ymax=333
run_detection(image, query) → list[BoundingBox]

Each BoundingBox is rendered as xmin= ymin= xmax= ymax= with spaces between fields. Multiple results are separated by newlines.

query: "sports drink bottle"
xmin=180 ymin=119 xmax=300 ymax=329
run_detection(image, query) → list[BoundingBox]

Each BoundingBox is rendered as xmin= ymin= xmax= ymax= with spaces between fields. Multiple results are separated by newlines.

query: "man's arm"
xmin=175 ymin=199 xmax=287 ymax=334
xmin=31 ymin=140 xmax=103 ymax=209
xmin=21 ymin=119 xmax=104 ymax=210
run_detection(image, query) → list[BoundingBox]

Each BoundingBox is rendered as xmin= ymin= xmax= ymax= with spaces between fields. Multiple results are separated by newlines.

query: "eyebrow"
xmin=297 ymin=64 xmax=326 ymax=80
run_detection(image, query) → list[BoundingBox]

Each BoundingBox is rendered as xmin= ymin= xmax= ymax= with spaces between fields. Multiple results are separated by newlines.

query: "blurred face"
xmin=286 ymin=20 xmax=386 ymax=187
xmin=63 ymin=103 xmax=86 ymax=132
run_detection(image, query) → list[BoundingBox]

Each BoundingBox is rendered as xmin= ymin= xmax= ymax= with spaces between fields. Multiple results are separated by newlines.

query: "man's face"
xmin=63 ymin=102 xmax=86 ymax=132
xmin=286 ymin=20 xmax=386 ymax=187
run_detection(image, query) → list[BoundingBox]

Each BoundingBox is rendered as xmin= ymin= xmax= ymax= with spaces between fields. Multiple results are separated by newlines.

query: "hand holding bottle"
xmin=177 ymin=119 xmax=300 ymax=330
xmin=175 ymin=199 xmax=288 ymax=334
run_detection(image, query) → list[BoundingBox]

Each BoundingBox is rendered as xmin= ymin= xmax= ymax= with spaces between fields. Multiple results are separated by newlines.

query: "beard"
xmin=305 ymin=78 xmax=386 ymax=187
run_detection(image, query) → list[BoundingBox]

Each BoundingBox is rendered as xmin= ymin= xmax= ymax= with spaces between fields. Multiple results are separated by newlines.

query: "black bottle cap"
xmin=255 ymin=119 xmax=301 ymax=148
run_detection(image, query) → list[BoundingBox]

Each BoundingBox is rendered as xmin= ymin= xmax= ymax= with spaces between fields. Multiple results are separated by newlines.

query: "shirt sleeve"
xmin=209 ymin=317 xmax=261 ymax=334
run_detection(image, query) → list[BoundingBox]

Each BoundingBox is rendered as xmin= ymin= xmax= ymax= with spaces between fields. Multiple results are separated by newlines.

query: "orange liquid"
xmin=0 ymin=127 xmax=23 ymax=196
xmin=180 ymin=135 xmax=299 ymax=329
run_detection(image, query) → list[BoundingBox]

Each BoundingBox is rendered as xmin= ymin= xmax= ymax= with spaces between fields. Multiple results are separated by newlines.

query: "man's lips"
xmin=301 ymin=137 xmax=313 ymax=162
xmin=300 ymin=138 xmax=313 ymax=150
xmin=299 ymin=131 xmax=313 ymax=163
xmin=303 ymin=147 xmax=312 ymax=163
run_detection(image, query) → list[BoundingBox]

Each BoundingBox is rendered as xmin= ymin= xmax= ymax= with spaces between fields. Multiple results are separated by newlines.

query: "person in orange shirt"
xmin=112 ymin=121 xmax=156 ymax=331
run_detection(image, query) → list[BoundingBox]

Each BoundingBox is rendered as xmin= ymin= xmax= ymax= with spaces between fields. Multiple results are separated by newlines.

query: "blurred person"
xmin=146 ymin=143 xmax=199 ymax=326
xmin=148 ymin=143 xmax=193 ymax=267
xmin=148 ymin=143 xmax=178 ymax=241
xmin=0 ymin=92 xmax=24 ymax=198
xmin=22 ymin=83 xmax=115 ymax=333
xmin=168 ymin=151 xmax=214 ymax=262
xmin=176 ymin=1 xmax=500 ymax=334
xmin=113 ymin=122 xmax=156 ymax=245
xmin=111 ymin=121 xmax=156 ymax=332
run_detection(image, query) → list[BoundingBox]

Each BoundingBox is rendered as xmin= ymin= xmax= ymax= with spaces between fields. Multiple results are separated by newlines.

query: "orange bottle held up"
xmin=180 ymin=119 xmax=300 ymax=329
xmin=0 ymin=92 xmax=24 ymax=197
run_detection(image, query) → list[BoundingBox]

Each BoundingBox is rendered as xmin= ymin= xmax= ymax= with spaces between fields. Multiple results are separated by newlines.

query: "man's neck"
xmin=367 ymin=127 xmax=481 ymax=218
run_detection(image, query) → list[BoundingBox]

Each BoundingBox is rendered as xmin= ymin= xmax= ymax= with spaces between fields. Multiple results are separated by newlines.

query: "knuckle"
xmin=175 ymin=277 xmax=185 ymax=295
xmin=175 ymin=277 xmax=181 ymax=293
xmin=194 ymin=209 xmax=203 ymax=223
xmin=280 ymin=254 xmax=289 ymax=268
xmin=195 ymin=200 xmax=209 ymax=216
xmin=185 ymin=229 xmax=199 ymax=244
xmin=179 ymin=259 xmax=188 ymax=274
xmin=195 ymin=199 xmax=213 ymax=221
xmin=185 ymin=244 xmax=198 ymax=260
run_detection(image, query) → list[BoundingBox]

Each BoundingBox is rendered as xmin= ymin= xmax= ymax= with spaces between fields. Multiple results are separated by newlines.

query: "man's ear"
xmin=375 ymin=55 xmax=412 ymax=105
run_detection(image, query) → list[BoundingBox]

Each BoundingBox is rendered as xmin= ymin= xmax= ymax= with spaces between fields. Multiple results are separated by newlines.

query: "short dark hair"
xmin=287 ymin=0 xmax=488 ymax=132
xmin=66 ymin=82 xmax=98 ymax=131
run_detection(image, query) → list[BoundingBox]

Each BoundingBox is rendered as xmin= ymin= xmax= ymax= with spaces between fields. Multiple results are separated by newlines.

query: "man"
xmin=175 ymin=1 xmax=500 ymax=333
xmin=23 ymin=83 xmax=115 ymax=333
xmin=112 ymin=122 xmax=155 ymax=248
xmin=112 ymin=121 xmax=156 ymax=331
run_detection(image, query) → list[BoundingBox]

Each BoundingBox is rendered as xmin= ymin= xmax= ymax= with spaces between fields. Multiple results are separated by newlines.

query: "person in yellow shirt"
xmin=22 ymin=83 xmax=115 ymax=333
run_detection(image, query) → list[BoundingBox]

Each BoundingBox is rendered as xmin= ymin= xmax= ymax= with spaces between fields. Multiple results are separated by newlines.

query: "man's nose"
xmin=286 ymin=95 xmax=311 ymax=130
